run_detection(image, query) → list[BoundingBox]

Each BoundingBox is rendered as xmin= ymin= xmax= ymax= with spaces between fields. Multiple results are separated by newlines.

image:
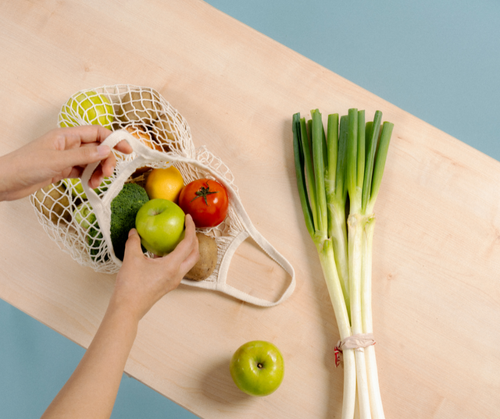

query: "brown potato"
xmin=116 ymin=88 xmax=162 ymax=125
xmin=152 ymin=113 xmax=182 ymax=146
xmin=185 ymin=233 xmax=218 ymax=281
xmin=34 ymin=184 xmax=72 ymax=224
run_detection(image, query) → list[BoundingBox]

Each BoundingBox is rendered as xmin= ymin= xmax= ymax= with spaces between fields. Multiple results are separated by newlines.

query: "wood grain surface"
xmin=1 ymin=1 xmax=499 ymax=418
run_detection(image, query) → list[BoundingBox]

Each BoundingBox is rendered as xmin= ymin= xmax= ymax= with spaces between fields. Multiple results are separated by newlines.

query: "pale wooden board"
xmin=1 ymin=1 xmax=499 ymax=418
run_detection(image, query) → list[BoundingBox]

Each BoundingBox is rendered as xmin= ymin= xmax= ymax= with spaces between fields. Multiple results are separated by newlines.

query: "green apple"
xmin=59 ymin=91 xmax=114 ymax=129
xmin=74 ymin=202 xmax=96 ymax=229
xmin=63 ymin=177 xmax=111 ymax=200
xmin=135 ymin=199 xmax=185 ymax=256
xmin=230 ymin=340 xmax=285 ymax=397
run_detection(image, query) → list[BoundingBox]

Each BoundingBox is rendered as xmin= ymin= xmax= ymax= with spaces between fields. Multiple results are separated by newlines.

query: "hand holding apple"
xmin=112 ymin=215 xmax=199 ymax=322
xmin=230 ymin=340 xmax=285 ymax=396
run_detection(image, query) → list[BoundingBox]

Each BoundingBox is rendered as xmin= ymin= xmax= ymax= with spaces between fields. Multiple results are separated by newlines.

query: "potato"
xmin=185 ymin=233 xmax=218 ymax=281
xmin=152 ymin=113 xmax=182 ymax=147
xmin=34 ymin=184 xmax=72 ymax=224
xmin=116 ymin=88 xmax=162 ymax=125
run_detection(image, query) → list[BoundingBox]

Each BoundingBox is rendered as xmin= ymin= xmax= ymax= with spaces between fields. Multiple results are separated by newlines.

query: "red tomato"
xmin=178 ymin=179 xmax=229 ymax=227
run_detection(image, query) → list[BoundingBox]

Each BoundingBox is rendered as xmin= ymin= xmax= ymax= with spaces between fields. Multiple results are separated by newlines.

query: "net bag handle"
xmin=81 ymin=130 xmax=295 ymax=307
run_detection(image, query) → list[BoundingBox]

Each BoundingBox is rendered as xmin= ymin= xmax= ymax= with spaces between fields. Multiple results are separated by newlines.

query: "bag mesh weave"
xmin=30 ymin=85 xmax=245 ymax=281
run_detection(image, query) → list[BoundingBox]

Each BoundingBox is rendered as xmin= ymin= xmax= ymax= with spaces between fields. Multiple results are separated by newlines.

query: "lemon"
xmin=145 ymin=166 xmax=184 ymax=202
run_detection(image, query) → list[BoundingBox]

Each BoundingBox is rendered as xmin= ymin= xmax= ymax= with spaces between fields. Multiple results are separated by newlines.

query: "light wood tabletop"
xmin=1 ymin=1 xmax=499 ymax=418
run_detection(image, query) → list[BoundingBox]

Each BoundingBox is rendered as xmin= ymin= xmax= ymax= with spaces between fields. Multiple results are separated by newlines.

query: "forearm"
xmin=40 ymin=211 xmax=198 ymax=418
xmin=0 ymin=146 xmax=47 ymax=201
xmin=41 ymin=302 xmax=139 ymax=419
xmin=0 ymin=152 xmax=19 ymax=202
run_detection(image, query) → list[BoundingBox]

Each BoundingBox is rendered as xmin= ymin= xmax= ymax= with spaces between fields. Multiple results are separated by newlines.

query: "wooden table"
xmin=1 ymin=1 xmax=499 ymax=418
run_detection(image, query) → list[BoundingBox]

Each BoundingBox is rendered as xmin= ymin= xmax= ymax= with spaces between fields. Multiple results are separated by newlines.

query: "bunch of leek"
xmin=292 ymin=108 xmax=393 ymax=419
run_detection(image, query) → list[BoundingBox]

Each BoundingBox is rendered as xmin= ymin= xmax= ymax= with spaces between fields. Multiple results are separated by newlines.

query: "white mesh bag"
xmin=30 ymin=85 xmax=295 ymax=307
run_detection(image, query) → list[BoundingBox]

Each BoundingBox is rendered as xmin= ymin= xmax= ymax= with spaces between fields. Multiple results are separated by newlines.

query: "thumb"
xmin=52 ymin=144 xmax=111 ymax=172
xmin=123 ymin=228 xmax=143 ymax=259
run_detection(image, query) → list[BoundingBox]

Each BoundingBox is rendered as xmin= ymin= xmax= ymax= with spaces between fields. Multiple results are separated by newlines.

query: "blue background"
xmin=1 ymin=1 xmax=499 ymax=417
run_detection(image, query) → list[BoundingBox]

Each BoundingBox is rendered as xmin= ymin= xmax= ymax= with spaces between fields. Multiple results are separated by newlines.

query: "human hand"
xmin=110 ymin=214 xmax=199 ymax=323
xmin=0 ymin=126 xmax=133 ymax=201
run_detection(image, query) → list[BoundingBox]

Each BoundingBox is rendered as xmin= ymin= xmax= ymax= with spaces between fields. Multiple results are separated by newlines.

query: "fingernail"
xmin=97 ymin=145 xmax=110 ymax=157
xmin=129 ymin=228 xmax=138 ymax=237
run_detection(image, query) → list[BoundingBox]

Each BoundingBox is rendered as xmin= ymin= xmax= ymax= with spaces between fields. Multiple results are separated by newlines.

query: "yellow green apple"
xmin=135 ymin=199 xmax=185 ymax=256
xmin=59 ymin=91 xmax=114 ymax=129
xmin=230 ymin=340 xmax=285 ymax=396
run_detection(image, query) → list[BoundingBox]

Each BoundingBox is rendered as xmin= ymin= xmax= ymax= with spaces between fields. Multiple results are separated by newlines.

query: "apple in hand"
xmin=135 ymin=199 xmax=185 ymax=256
xmin=230 ymin=340 xmax=285 ymax=396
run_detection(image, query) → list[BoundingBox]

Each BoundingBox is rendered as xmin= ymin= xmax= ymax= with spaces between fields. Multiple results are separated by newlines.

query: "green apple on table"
xmin=135 ymin=199 xmax=185 ymax=256
xmin=59 ymin=90 xmax=114 ymax=129
xmin=230 ymin=340 xmax=285 ymax=397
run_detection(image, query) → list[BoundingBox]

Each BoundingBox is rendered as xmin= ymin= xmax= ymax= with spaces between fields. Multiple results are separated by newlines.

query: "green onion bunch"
xmin=292 ymin=109 xmax=393 ymax=419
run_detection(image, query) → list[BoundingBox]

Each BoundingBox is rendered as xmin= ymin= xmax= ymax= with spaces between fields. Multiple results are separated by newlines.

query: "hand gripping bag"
xmin=30 ymin=85 xmax=295 ymax=307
